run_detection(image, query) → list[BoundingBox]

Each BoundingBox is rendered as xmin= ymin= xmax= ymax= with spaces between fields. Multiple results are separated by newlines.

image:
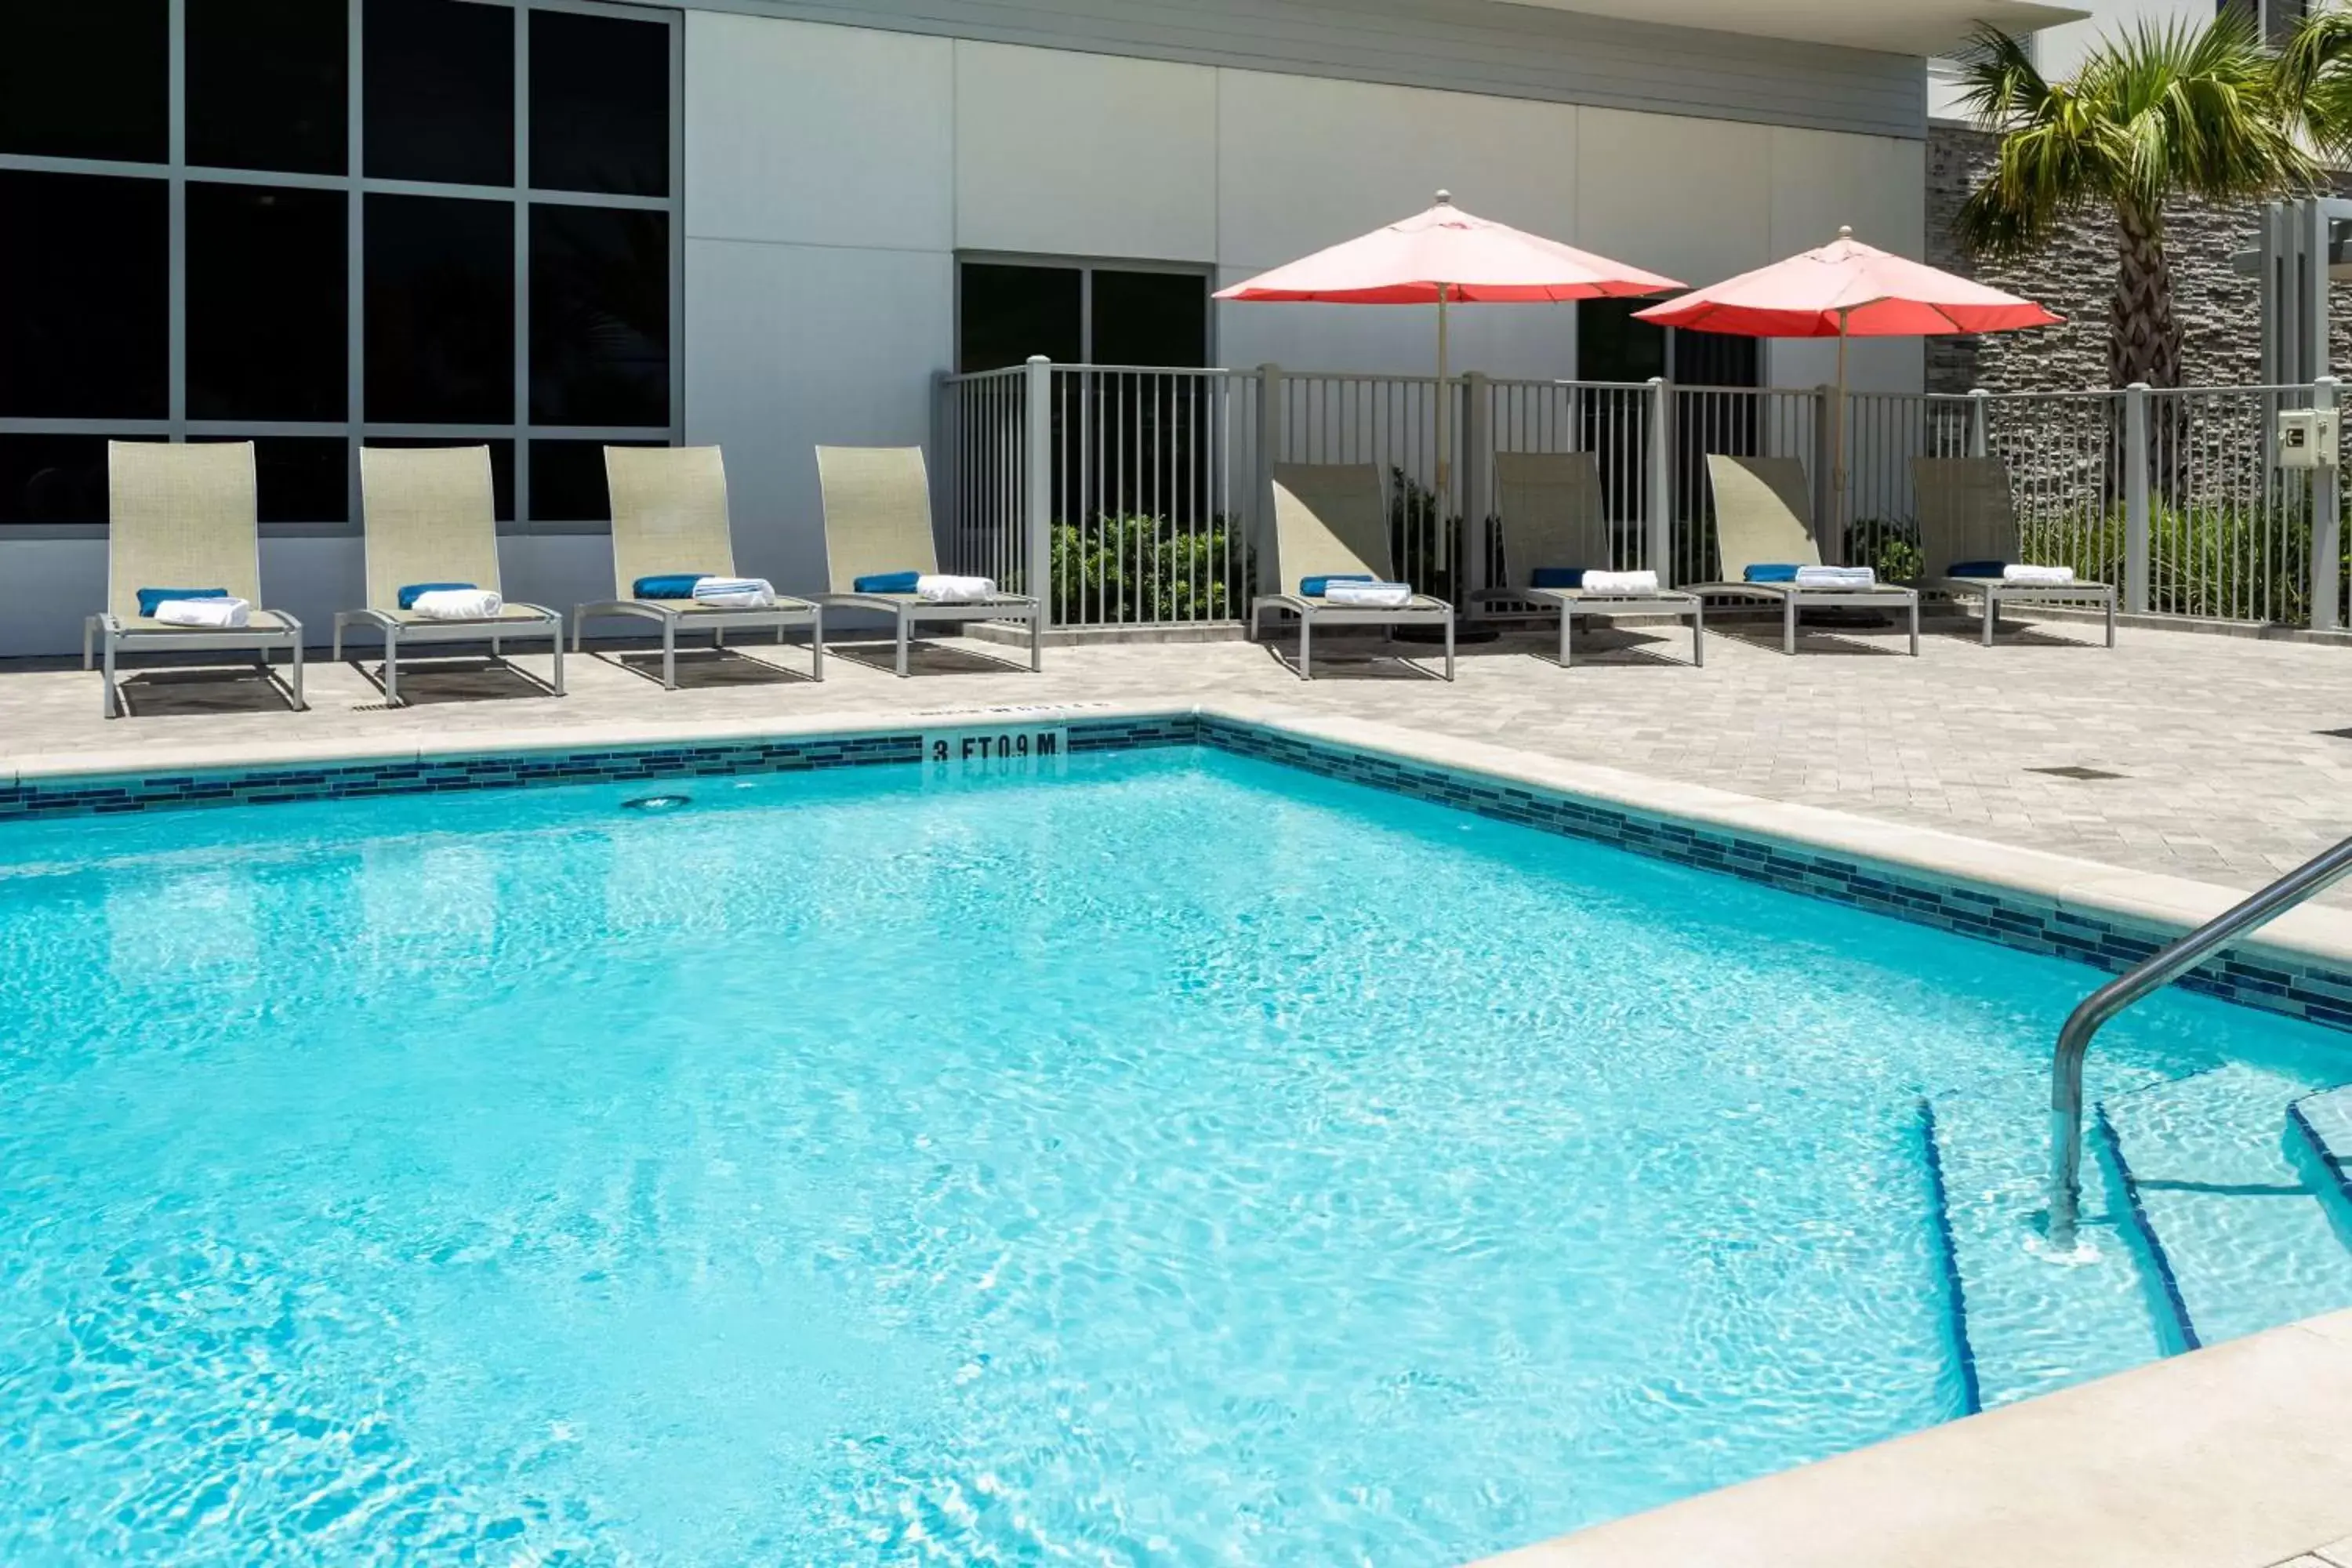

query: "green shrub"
xmin=1846 ymin=517 xmax=1924 ymax=583
xmin=1048 ymin=514 xmax=1253 ymax=624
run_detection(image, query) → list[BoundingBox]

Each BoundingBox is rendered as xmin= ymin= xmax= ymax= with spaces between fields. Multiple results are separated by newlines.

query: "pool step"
xmin=2289 ymin=1083 xmax=2352 ymax=1248
xmin=2100 ymin=1064 xmax=2352 ymax=1348
xmin=1922 ymin=1088 xmax=2164 ymax=1410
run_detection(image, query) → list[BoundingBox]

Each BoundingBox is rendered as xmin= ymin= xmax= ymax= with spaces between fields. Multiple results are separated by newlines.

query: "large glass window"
xmin=958 ymin=259 xmax=1210 ymax=372
xmin=0 ymin=2 xmax=169 ymax=165
xmin=0 ymin=0 xmax=681 ymax=533
xmin=188 ymin=184 xmax=349 ymax=421
xmin=0 ymin=172 xmax=170 ymax=420
xmin=188 ymin=0 xmax=349 ymax=176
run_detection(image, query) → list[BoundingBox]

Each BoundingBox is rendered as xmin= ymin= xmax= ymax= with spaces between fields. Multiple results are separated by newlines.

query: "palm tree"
xmin=1955 ymin=12 xmax=2318 ymax=388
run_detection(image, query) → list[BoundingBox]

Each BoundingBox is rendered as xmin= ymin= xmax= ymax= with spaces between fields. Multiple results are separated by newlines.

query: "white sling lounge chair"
xmin=84 ymin=441 xmax=305 ymax=719
xmin=1689 ymin=454 xmax=1920 ymax=656
xmin=1470 ymin=450 xmax=1703 ymax=668
xmin=333 ymin=446 xmax=565 ymax=705
xmin=813 ymin=445 xmax=1041 ymax=677
xmin=1248 ymin=463 xmax=1454 ymax=681
xmin=575 ymin=445 xmax=825 ymax=691
xmin=1913 ymin=456 xmax=2116 ymax=648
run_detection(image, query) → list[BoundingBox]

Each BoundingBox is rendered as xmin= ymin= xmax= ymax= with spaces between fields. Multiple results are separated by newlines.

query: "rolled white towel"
xmin=916 ymin=574 xmax=996 ymax=604
xmin=1322 ymin=580 xmax=1415 ymax=608
xmin=691 ymin=575 xmax=776 ymax=608
xmin=1579 ymin=569 xmax=1660 ymax=596
xmin=409 ymin=588 xmax=503 ymax=621
xmin=2003 ymin=564 xmax=2076 ymax=586
xmin=152 ymin=596 xmax=251 ymax=629
xmin=1794 ymin=565 xmax=1877 ymax=589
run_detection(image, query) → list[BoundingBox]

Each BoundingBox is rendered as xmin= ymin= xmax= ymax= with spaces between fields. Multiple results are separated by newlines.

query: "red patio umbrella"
xmin=1635 ymin=227 xmax=2061 ymax=542
xmin=1217 ymin=191 xmax=1682 ymax=512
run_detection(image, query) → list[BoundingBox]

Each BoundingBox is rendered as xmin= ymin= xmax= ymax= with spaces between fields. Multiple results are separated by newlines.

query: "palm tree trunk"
xmin=2109 ymin=201 xmax=2182 ymax=389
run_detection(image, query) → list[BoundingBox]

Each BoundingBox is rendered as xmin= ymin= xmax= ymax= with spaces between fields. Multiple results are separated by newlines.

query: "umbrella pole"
xmin=1831 ymin=309 xmax=1849 ymax=561
xmin=1436 ymin=281 xmax=1452 ymax=517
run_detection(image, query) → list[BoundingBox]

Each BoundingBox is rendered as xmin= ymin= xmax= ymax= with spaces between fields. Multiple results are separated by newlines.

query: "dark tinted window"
xmin=0 ymin=172 xmax=169 ymax=419
xmin=1577 ymin=299 xmax=1667 ymax=383
xmin=0 ymin=435 xmax=118 ymax=525
xmin=531 ymin=10 xmax=669 ymax=197
xmin=364 ymin=0 xmax=514 ymax=187
xmin=1092 ymin=271 xmax=1208 ymax=368
xmin=368 ymin=439 xmax=516 ymax=521
xmin=194 ymin=437 xmax=349 ymax=523
xmin=1673 ymin=328 xmax=1759 ymax=389
xmin=187 ymin=0 xmax=347 ymax=174
xmin=366 ymin=194 xmax=515 ymax=424
xmin=530 ymin=439 xmax=659 ymax=523
xmin=530 ymin=205 xmax=669 ymax=426
xmin=0 ymin=1 xmax=169 ymax=163
xmin=188 ymin=184 xmax=348 ymax=421
xmin=960 ymin=264 xmax=1081 ymax=372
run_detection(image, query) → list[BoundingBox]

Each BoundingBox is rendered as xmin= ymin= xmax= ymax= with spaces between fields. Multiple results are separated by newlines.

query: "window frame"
xmin=955 ymin=252 xmax=1218 ymax=371
xmin=0 ymin=0 xmax=683 ymax=539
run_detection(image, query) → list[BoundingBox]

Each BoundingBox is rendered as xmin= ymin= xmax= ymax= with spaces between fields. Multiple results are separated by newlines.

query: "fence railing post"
xmin=1968 ymin=387 xmax=1989 ymax=459
xmin=2124 ymin=382 xmax=2151 ymax=615
xmin=1647 ymin=376 xmax=1675 ymax=585
xmin=2316 ymin=375 xmax=2343 ymax=632
xmin=1254 ymin=363 xmax=1283 ymax=600
xmin=1463 ymin=371 xmax=1492 ymax=591
xmin=1024 ymin=355 xmax=1053 ymax=629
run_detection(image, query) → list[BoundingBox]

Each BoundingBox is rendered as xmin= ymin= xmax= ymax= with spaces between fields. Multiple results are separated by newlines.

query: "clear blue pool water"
xmin=1 ymin=746 xmax=2347 ymax=1566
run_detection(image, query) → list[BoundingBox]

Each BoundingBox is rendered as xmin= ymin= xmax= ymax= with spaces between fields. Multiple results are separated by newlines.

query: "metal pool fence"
xmin=937 ymin=358 xmax=2350 ymax=635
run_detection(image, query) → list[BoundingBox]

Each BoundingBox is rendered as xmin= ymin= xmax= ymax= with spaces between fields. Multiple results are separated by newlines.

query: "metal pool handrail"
xmin=2049 ymin=832 xmax=2352 ymax=1249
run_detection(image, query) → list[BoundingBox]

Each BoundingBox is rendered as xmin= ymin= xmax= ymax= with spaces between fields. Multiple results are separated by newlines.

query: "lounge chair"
xmin=1912 ymin=456 xmax=2116 ymax=648
xmin=1470 ymin=451 xmax=1703 ymax=668
xmin=813 ymin=445 xmax=1041 ymax=677
xmin=1689 ymin=454 xmax=1919 ymax=655
xmin=83 ymin=441 xmax=305 ymax=719
xmin=1247 ymin=463 xmax=1454 ymax=681
xmin=332 ymin=446 xmax=565 ymax=705
xmin=575 ymin=445 xmax=825 ymax=690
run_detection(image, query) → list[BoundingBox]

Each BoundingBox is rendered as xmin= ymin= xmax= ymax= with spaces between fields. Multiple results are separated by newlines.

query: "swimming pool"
xmin=2 ymin=737 xmax=2348 ymax=1565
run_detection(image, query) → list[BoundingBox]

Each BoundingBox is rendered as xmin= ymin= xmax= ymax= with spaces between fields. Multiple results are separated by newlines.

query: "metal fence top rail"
xmin=939 ymin=365 xmax=1033 ymax=386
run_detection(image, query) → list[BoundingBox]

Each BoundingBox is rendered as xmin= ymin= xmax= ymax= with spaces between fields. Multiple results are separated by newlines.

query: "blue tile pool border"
xmin=3 ymin=707 xmax=2348 ymax=1036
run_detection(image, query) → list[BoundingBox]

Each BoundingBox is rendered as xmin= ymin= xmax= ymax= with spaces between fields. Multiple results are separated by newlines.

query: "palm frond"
xmin=2279 ymin=5 xmax=2352 ymax=157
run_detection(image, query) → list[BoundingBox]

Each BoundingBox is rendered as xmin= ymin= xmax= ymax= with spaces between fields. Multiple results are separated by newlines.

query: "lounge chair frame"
xmin=333 ymin=445 xmax=565 ymax=705
xmin=1688 ymin=454 xmax=1920 ymax=655
xmin=1247 ymin=462 xmax=1455 ymax=681
xmin=1913 ymin=456 xmax=2118 ymax=648
xmin=813 ymin=445 xmax=1041 ymax=677
xmin=575 ymin=445 xmax=826 ymax=690
xmin=1469 ymin=451 xmax=1704 ymax=668
xmin=84 ymin=441 xmax=306 ymax=719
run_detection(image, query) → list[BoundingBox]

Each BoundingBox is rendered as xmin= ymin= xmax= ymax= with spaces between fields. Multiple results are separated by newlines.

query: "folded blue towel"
xmin=633 ymin=574 xmax=705 ymax=600
xmin=398 ymin=581 xmax=477 ymax=609
xmin=1743 ymin=564 xmax=1800 ymax=583
xmin=138 ymin=586 xmax=230 ymax=617
xmin=1530 ymin=567 xmax=1588 ymax=589
xmin=854 ymin=571 xmax=920 ymax=593
xmin=1299 ymin=574 xmax=1374 ymax=598
xmin=1947 ymin=560 xmax=2009 ymax=579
